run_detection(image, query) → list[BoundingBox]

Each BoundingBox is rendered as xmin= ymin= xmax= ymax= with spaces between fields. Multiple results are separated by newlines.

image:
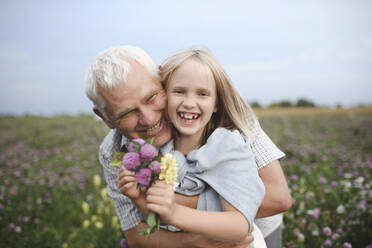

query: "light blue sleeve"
xmin=187 ymin=128 xmax=266 ymax=231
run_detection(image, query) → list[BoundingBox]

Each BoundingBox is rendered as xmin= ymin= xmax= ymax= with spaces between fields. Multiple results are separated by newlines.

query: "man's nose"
xmin=138 ymin=106 xmax=157 ymax=126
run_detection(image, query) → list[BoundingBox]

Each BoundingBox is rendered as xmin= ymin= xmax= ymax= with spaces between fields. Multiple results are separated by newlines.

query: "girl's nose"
xmin=182 ymin=95 xmax=197 ymax=109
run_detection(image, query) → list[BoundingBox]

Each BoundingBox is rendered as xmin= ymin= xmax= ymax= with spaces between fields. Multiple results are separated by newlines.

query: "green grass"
xmin=1 ymin=113 xmax=371 ymax=247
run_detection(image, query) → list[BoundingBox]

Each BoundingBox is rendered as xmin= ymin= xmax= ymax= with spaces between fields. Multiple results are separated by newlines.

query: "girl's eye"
xmin=173 ymin=89 xmax=184 ymax=94
xmin=199 ymin=92 xmax=208 ymax=96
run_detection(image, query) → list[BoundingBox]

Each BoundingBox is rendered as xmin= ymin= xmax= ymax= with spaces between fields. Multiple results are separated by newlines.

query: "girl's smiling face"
xmin=166 ymin=59 xmax=217 ymax=143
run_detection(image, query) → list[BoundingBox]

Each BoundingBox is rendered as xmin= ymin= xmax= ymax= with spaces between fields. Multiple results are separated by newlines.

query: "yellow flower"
xmin=93 ymin=174 xmax=101 ymax=188
xmin=82 ymin=201 xmax=89 ymax=214
xmin=100 ymin=188 xmax=108 ymax=201
xmin=91 ymin=215 xmax=98 ymax=222
xmin=112 ymin=216 xmax=119 ymax=228
xmin=82 ymin=220 xmax=90 ymax=228
xmin=61 ymin=243 xmax=68 ymax=248
xmin=95 ymin=221 xmax=103 ymax=229
xmin=104 ymin=206 xmax=110 ymax=216
xmin=159 ymin=154 xmax=178 ymax=186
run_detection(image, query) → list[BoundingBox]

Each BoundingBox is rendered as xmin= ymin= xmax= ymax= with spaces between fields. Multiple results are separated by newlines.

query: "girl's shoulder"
xmin=207 ymin=127 xmax=248 ymax=144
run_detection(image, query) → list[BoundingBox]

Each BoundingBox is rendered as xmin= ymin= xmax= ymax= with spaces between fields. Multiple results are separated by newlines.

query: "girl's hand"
xmin=146 ymin=181 xmax=176 ymax=224
xmin=117 ymin=167 xmax=141 ymax=200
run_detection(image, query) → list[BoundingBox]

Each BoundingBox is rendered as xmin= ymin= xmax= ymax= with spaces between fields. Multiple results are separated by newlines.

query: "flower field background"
xmin=1 ymin=109 xmax=371 ymax=247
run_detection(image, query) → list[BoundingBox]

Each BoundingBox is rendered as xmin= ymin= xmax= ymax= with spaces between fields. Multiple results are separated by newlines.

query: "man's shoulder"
xmin=99 ymin=129 xmax=123 ymax=160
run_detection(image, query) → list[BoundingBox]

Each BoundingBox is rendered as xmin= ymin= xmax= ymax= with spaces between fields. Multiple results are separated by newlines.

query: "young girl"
xmin=120 ymin=48 xmax=266 ymax=247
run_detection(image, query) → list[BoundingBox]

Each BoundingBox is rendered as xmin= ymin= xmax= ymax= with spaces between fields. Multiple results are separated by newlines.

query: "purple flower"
xmin=323 ymin=227 xmax=332 ymax=236
xmin=140 ymin=144 xmax=157 ymax=162
xmin=136 ymin=168 xmax=152 ymax=187
xmin=149 ymin=161 xmax=161 ymax=174
xmin=332 ymin=233 xmax=339 ymax=240
xmin=343 ymin=242 xmax=352 ymax=248
xmin=358 ymin=200 xmax=366 ymax=211
xmin=331 ymin=181 xmax=338 ymax=187
xmin=128 ymin=138 xmax=145 ymax=152
xmin=305 ymin=192 xmax=313 ymax=200
xmin=311 ymin=208 xmax=320 ymax=219
xmin=120 ymin=238 xmax=128 ymax=248
xmin=318 ymin=176 xmax=327 ymax=184
xmin=122 ymin=152 xmax=140 ymax=171
xmin=324 ymin=240 xmax=332 ymax=246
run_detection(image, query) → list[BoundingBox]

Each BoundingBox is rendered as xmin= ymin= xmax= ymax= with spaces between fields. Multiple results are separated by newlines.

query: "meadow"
xmin=1 ymin=108 xmax=371 ymax=247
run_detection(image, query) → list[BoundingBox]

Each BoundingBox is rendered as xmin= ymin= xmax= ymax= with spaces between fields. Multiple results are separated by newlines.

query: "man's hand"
xmin=117 ymin=167 xmax=141 ymax=200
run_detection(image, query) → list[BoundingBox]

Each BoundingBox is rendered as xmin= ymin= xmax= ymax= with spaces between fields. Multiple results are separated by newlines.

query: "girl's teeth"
xmin=179 ymin=113 xmax=199 ymax=120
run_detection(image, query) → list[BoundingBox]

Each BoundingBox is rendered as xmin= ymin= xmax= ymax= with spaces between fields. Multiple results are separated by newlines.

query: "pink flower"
xmin=120 ymin=238 xmax=128 ymax=248
xmin=136 ymin=168 xmax=152 ymax=187
xmin=140 ymin=144 xmax=157 ymax=162
xmin=324 ymin=240 xmax=332 ymax=246
xmin=343 ymin=242 xmax=352 ymax=248
xmin=358 ymin=200 xmax=366 ymax=211
xmin=311 ymin=208 xmax=319 ymax=219
xmin=122 ymin=152 xmax=140 ymax=171
xmin=128 ymin=138 xmax=145 ymax=152
xmin=149 ymin=161 xmax=161 ymax=174
xmin=323 ymin=227 xmax=332 ymax=236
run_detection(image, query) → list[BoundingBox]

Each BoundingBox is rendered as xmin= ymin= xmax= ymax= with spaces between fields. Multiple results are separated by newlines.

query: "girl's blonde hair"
xmin=160 ymin=47 xmax=259 ymax=145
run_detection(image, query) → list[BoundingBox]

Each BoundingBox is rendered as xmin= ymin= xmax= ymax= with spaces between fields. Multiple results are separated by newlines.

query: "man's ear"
xmin=93 ymin=107 xmax=115 ymax=129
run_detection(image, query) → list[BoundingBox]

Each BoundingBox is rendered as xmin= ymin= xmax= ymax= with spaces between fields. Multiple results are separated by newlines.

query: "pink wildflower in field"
xmin=120 ymin=238 xmax=128 ymax=248
xmin=318 ymin=176 xmax=327 ymax=184
xmin=332 ymin=233 xmax=340 ymax=240
xmin=324 ymin=239 xmax=332 ymax=246
xmin=331 ymin=181 xmax=338 ymax=187
xmin=305 ymin=192 xmax=314 ymax=200
xmin=323 ymin=226 xmax=332 ymax=236
xmin=358 ymin=199 xmax=366 ymax=211
xmin=9 ymin=223 xmax=15 ymax=229
xmin=140 ymin=144 xmax=157 ymax=162
xmin=14 ymin=226 xmax=21 ymax=233
xmin=10 ymin=185 xmax=18 ymax=195
xmin=343 ymin=242 xmax=352 ymax=248
xmin=122 ymin=152 xmax=140 ymax=170
xmin=0 ymin=203 xmax=3 ymax=210
xmin=136 ymin=168 xmax=152 ymax=187
xmin=308 ymin=207 xmax=319 ymax=219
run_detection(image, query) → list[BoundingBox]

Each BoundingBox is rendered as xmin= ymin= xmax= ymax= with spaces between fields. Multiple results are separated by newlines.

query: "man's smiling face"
xmin=98 ymin=61 xmax=172 ymax=147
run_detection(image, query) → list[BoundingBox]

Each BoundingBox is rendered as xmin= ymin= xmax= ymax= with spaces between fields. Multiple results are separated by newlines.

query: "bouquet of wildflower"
xmin=110 ymin=138 xmax=178 ymax=238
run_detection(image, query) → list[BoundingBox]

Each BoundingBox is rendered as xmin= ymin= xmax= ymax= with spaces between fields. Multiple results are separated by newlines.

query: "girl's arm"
xmin=117 ymin=167 xmax=198 ymax=216
xmin=146 ymin=181 xmax=250 ymax=242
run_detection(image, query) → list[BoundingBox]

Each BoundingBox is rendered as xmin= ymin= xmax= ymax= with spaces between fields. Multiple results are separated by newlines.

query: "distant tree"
xmin=278 ymin=100 xmax=293 ymax=107
xmin=250 ymin=101 xmax=262 ymax=108
xmin=269 ymin=100 xmax=293 ymax=108
xmin=336 ymin=103 xmax=343 ymax=108
xmin=295 ymin=98 xmax=315 ymax=107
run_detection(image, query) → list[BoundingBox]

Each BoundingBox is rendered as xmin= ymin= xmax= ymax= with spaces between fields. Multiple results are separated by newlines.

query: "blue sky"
xmin=1 ymin=0 xmax=371 ymax=115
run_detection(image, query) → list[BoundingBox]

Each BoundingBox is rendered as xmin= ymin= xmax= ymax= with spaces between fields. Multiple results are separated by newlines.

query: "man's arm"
xmin=256 ymin=160 xmax=292 ymax=218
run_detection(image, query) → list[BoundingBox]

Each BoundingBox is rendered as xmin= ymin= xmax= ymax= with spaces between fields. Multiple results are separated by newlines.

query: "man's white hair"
xmin=84 ymin=45 xmax=159 ymax=118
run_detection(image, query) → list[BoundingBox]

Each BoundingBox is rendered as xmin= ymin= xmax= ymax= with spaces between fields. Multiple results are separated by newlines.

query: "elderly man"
xmin=85 ymin=46 xmax=292 ymax=248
